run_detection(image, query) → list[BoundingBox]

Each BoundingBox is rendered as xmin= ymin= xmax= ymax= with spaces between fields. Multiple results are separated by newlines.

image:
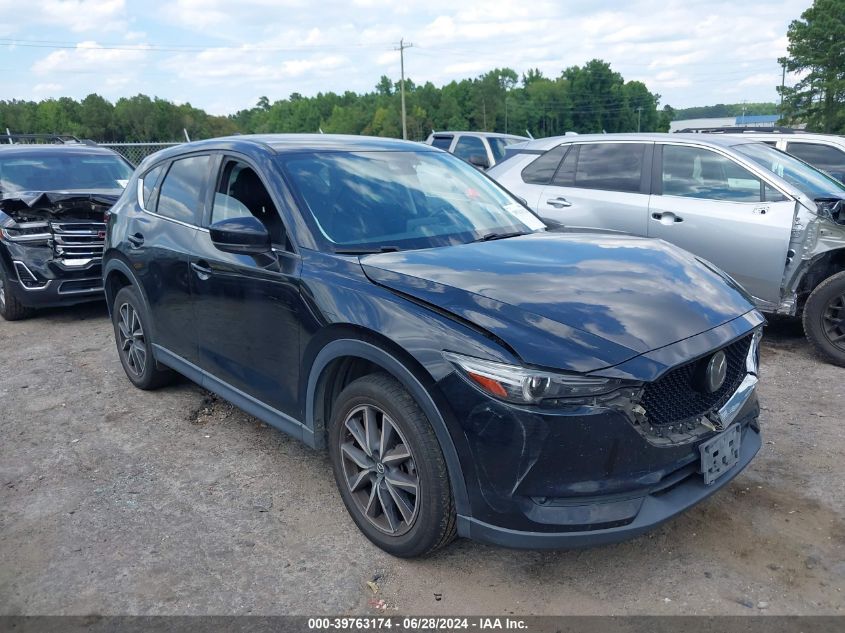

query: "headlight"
xmin=443 ymin=351 xmax=638 ymax=405
xmin=1 ymin=222 xmax=51 ymax=245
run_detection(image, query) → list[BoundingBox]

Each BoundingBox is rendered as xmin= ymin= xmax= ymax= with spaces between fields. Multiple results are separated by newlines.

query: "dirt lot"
xmin=1 ymin=303 xmax=843 ymax=616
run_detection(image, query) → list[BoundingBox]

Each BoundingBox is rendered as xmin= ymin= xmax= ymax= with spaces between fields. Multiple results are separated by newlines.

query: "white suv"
xmin=425 ymin=131 xmax=528 ymax=170
xmin=712 ymin=131 xmax=845 ymax=183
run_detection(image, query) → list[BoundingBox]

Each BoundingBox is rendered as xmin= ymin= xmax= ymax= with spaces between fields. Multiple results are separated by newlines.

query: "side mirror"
xmin=209 ymin=216 xmax=271 ymax=255
xmin=468 ymin=154 xmax=490 ymax=169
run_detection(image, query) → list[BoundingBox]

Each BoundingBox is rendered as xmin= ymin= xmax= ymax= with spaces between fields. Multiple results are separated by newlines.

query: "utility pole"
xmin=636 ymin=106 xmax=643 ymax=133
xmin=780 ymin=62 xmax=786 ymax=113
xmin=482 ymin=99 xmax=487 ymax=130
xmin=505 ymin=97 xmax=508 ymax=134
xmin=395 ymin=38 xmax=413 ymax=140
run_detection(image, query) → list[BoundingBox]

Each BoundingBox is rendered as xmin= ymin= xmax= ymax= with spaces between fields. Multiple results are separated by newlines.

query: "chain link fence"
xmin=99 ymin=142 xmax=183 ymax=166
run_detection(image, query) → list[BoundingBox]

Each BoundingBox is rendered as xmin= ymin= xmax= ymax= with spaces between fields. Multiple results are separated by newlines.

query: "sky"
xmin=0 ymin=0 xmax=812 ymax=116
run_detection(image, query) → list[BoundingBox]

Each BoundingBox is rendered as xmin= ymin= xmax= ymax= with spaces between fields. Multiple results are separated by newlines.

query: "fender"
xmin=306 ymin=338 xmax=471 ymax=517
xmin=103 ymin=256 xmax=150 ymax=317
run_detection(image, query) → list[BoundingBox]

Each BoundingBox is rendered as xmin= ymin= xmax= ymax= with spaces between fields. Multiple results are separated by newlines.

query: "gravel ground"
xmin=0 ymin=304 xmax=843 ymax=616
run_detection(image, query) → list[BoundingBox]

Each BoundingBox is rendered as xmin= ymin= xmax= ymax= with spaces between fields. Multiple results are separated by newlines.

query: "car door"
xmin=648 ymin=143 xmax=795 ymax=306
xmin=536 ymin=141 xmax=652 ymax=236
xmin=131 ymin=154 xmax=210 ymax=365
xmin=191 ymin=155 xmax=303 ymax=420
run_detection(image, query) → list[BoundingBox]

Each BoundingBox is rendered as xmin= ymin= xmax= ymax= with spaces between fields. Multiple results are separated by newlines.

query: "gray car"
xmin=489 ymin=133 xmax=845 ymax=365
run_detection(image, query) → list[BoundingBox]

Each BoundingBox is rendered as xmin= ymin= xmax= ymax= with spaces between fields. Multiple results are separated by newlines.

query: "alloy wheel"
xmin=823 ymin=293 xmax=845 ymax=351
xmin=0 ymin=274 xmax=6 ymax=312
xmin=339 ymin=404 xmax=420 ymax=536
xmin=117 ymin=302 xmax=147 ymax=377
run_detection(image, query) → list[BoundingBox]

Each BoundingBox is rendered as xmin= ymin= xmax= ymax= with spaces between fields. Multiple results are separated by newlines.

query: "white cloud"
xmin=0 ymin=0 xmax=127 ymax=33
xmin=5 ymin=0 xmax=811 ymax=113
xmin=32 ymin=41 xmax=148 ymax=75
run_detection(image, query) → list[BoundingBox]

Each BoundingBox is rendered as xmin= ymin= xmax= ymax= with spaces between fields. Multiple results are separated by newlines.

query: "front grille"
xmin=640 ymin=334 xmax=752 ymax=427
xmin=50 ymin=221 xmax=106 ymax=261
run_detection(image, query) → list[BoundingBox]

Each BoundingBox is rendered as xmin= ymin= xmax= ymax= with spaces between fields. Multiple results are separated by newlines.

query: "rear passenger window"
xmin=662 ymin=145 xmax=762 ymax=202
xmin=573 ymin=143 xmax=646 ymax=193
xmin=521 ymin=145 xmax=567 ymax=185
xmin=140 ymin=165 xmax=164 ymax=210
xmin=430 ymin=135 xmax=453 ymax=150
xmin=157 ymin=155 xmax=210 ymax=225
xmin=453 ymin=136 xmax=486 ymax=162
xmin=551 ymin=145 xmax=578 ymax=186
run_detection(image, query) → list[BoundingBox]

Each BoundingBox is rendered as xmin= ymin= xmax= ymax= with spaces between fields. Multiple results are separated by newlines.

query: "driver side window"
xmin=212 ymin=159 xmax=285 ymax=245
xmin=661 ymin=145 xmax=764 ymax=202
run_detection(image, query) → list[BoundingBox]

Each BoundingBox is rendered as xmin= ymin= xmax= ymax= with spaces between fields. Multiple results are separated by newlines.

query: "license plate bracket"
xmin=699 ymin=424 xmax=741 ymax=485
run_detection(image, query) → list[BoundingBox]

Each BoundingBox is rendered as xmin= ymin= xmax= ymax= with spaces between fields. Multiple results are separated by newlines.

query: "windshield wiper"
xmin=474 ymin=231 xmax=530 ymax=242
xmin=335 ymin=246 xmax=401 ymax=255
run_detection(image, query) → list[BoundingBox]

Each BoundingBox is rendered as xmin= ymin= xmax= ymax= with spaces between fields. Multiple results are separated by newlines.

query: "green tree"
xmin=778 ymin=0 xmax=845 ymax=133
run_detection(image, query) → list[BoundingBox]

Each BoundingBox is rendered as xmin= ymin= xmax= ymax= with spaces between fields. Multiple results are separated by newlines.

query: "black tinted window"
xmin=141 ymin=165 xmax=164 ymax=210
xmin=453 ymin=136 xmax=486 ymax=161
xmin=430 ymin=135 xmax=453 ymax=150
xmin=551 ymin=145 xmax=578 ymax=186
xmin=521 ymin=145 xmax=567 ymax=185
xmin=574 ymin=143 xmax=645 ymax=193
xmin=787 ymin=142 xmax=845 ymax=172
xmin=157 ymin=156 xmax=209 ymax=224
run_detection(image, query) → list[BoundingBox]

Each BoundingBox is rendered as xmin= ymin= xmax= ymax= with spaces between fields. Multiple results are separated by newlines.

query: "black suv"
xmin=104 ymin=134 xmax=764 ymax=557
xmin=0 ymin=143 xmax=133 ymax=320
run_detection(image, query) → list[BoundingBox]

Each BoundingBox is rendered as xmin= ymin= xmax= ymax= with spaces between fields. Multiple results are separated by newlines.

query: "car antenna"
xmin=525 ymin=129 xmax=534 ymax=139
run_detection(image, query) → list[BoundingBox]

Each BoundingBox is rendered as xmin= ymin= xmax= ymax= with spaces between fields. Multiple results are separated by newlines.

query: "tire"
xmin=803 ymin=270 xmax=845 ymax=367
xmin=328 ymin=373 xmax=457 ymax=558
xmin=112 ymin=286 xmax=175 ymax=389
xmin=0 ymin=265 xmax=33 ymax=321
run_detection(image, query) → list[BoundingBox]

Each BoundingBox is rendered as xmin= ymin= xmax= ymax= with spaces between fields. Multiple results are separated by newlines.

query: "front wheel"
xmin=0 ymin=265 xmax=33 ymax=321
xmin=328 ymin=373 xmax=456 ymax=557
xmin=803 ymin=271 xmax=845 ymax=367
xmin=112 ymin=286 xmax=175 ymax=389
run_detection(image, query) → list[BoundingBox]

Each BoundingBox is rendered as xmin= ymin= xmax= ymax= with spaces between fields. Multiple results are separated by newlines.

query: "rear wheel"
xmin=328 ymin=373 xmax=456 ymax=557
xmin=0 ymin=265 xmax=33 ymax=321
xmin=803 ymin=271 xmax=845 ymax=367
xmin=112 ymin=286 xmax=175 ymax=389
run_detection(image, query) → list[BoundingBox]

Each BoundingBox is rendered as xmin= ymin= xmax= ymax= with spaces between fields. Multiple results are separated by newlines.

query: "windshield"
xmin=734 ymin=142 xmax=845 ymax=200
xmin=0 ymin=152 xmax=133 ymax=194
xmin=280 ymin=150 xmax=545 ymax=252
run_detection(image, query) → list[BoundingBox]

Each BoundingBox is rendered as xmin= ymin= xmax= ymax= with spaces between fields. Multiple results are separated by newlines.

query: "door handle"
xmin=191 ymin=261 xmax=213 ymax=281
xmin=651 ymin=212 xmax=684 ymax=224
xmin=127 ymin=233 xmax=144 ymax=248
xmin=546 ymin=196 xmax=572 ymax=208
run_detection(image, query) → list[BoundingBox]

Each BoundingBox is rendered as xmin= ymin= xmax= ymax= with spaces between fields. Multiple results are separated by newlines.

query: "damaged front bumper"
xmin=442 ymin=314 xmax=763 ymax=549
xmin=0 ymin=192 xmax=112 ymax=308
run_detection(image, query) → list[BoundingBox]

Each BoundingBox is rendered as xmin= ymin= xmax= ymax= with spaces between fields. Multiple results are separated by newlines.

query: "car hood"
xmin=361 ymin=232 xmax=755 ymax=372
xmin=0 ymin=190 xmax=120 ymax=222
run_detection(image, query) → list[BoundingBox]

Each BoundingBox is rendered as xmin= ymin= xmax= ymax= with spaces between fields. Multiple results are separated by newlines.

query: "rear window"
xmin=521 ymin=145 xmax=567 ymax=185
xmin=156 ymin=155 xmax=210 ymax=225
xmin=573 ymin=143 xmax=646 ymax=193
xmin=430 ymin=135 xmax=453 ymax=150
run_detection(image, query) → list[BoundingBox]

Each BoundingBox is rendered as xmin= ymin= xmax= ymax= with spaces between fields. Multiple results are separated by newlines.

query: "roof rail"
xmin=1 ymin=133 xmax=90 ymax=145
xmin=675 ymin=126 xmax=805 ymax=134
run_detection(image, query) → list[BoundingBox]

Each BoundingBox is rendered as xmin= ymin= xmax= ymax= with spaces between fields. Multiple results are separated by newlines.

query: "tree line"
xmin=0 ymin=60 xmax=674 ymax=143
